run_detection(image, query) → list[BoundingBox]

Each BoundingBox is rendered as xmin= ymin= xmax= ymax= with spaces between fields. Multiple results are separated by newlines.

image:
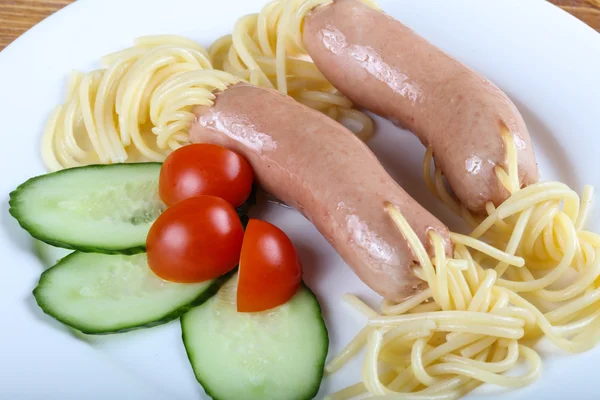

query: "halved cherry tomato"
xmin=159 ymin=143 xmax=254 ymax=207
xmin=146 ymin=195 xmax=244 ymax=283
xmin=237 ymin=219 xmax=303 ymax=312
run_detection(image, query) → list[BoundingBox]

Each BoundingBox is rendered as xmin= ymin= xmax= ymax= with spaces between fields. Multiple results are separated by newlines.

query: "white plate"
xmin=1 ymin=0 xmax=599 ymax=399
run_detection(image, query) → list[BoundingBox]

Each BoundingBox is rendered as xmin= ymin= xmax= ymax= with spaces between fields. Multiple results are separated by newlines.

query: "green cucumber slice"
xmin=34 ymin=252 xmax=227 ymax=334
xmin=181 ymin=275 xmax=328 ymax=400
xmin=9 ymin=163 xmax=164 ymax=254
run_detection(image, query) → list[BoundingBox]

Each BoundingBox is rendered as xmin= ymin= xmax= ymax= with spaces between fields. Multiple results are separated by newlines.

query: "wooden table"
xmin=0 ymin=0 xmax=599 ymax=51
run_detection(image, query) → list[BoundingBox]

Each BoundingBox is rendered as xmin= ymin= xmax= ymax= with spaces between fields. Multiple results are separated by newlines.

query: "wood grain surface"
xmin=0 ymin=0 xmax=599 ymax=51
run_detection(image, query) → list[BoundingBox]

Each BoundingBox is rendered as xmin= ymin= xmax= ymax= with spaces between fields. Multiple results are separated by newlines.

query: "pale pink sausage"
xmin=303 ymin=0 xmax=539 ymax=212
xmin=189 ymin=83 xmax=452 ymax=302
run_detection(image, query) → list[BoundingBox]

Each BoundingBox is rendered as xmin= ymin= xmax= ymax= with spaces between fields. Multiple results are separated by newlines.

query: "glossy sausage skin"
xmin=303 ymin=0 xmax=539 ymax=212
xmin=189 ymin=83 xmax=452 ymax=302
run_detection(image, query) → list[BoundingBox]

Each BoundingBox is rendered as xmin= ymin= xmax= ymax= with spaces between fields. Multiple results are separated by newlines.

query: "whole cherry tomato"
xmin=159 ymin=143 xmax=254 ymax=207
xmin=146 ymin=195 xmax=244 ymax=283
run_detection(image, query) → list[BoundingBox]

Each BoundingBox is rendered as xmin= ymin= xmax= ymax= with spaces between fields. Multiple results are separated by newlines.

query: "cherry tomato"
xmin=237 ymin=219 xmax=303 ymax=312
xmin=159 ymin=143 xmax=254 ymax=207
xmin=146 ymin=196 xmax=244 ymax=283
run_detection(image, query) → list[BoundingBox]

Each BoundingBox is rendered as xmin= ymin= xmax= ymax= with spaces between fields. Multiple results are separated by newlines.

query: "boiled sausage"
xmin=303 ymin=0 xmax=539 ymax=212
xmin=190 ymin=82 xmax=452 ymax=301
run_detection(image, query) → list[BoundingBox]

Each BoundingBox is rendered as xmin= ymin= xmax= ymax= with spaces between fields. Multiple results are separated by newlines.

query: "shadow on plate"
xmin=24 ymin=292 xmax=79 ymax=337
xmin=366 ymin=115 xmax=469 ymax=232
xmin=365 ymin=98 xmax=579 ymax=233
xmin=295 ymin=239 xmax=331 ymax=311
xmin=511 ymin=97 xmax=580 ymax=189
xmin=9 ymin=197 xmax=80 ymax=339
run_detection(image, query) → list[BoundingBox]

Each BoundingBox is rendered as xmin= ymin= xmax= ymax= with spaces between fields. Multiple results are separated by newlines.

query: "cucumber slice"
xmin=34 ymin=252 xmax=227 ymax=334
xmin=9 ymin=163 xmax=164 ymax=254
xmin=181 ymin=275 xmax=328 ymax=400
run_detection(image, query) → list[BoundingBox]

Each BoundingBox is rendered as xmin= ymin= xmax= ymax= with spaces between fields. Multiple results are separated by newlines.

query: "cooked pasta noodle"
xmin=42 ymin=36 xmax=240 ymax=171
xmin=327 ymin=214 xmax=539 ymax=398
xmin=43 ymin=4 xmax=380 ymax=171
xmin=326 ymin=135 xmax=600 ymax=399
xmin=424 ymin=132 xmax=600 ymax=318
xmin=208 ymin=0 xmax=378 ymax=141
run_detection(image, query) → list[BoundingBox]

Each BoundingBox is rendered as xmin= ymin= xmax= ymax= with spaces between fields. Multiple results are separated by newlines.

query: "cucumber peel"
xmin=9 ymin=163 xmax=164 ymax=254
xmin=34 ymin=252 xmax=231 ymax=334
xmin=181 ymin=275 xmax=329 ymax=400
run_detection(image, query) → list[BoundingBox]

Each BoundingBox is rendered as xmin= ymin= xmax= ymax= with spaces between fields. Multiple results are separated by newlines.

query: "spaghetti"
xmin=42 ymin=36 xmax=240 ymax=171
xmin=208 ymin=0 xmax=378 ymax=141
xmin=424 ymin=133 xmax=600 ymax=315
xmin=326 ymin=134 xmax=600 ymax=398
